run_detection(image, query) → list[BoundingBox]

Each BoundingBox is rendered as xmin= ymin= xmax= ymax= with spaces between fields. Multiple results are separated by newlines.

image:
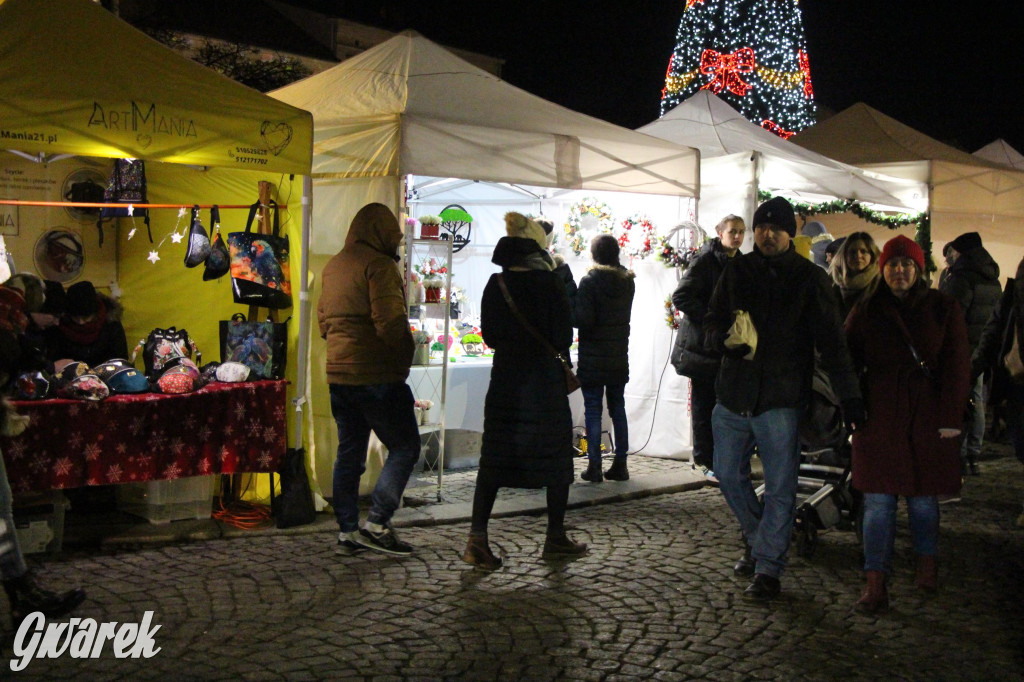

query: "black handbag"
xmin=670 ymin=317 xmax=720 ymax=382
xmin=219 ymin=313 xmax=288 ymax=380
xmin=203 ymin=206 xmax=230 ymax=281
xmin=272 ymin=447 xmax=316 ymax=528
xmin=183 ymin=204 xmax=211 ymax=268
xmin=227 ymin=200 xmax=292 ymax=309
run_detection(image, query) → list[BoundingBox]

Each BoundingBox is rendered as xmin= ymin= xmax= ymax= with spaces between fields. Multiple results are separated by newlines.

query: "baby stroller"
xmin=757 ymin=367 xmax=860 ymax=557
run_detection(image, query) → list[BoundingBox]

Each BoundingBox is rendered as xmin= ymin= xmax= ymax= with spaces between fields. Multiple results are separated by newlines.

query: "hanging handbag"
xmin=133 ymin=327 xmax=200 ymax=380
xmin=496 ymin=274 xmax=580 ymax=394
xmin=227 ymin=200 xmax=292 ymax=309
xmin=219 ymin=312 xmax=288 ymax=380
xmin=272 ymin=447 xmax=316 ymax=528
xmin=97 ymin=158 xmax=150 ymax=245
xmin=203 ymin=206 xmax=230 ymax=281
xmin=183 ymin=204 xmax=211 ymax=268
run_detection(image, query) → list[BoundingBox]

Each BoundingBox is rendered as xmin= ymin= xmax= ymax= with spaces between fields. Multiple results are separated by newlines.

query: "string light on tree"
xmin=661 ymin=0 xmax=817 ymax=136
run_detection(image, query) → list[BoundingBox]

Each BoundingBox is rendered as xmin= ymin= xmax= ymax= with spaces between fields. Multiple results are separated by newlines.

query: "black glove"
xmin=842 ymin=397 xmax=866 ymax=433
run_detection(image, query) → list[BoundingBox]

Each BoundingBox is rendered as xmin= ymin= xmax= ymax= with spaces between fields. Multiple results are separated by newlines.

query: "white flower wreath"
xmin=617 ymin=214 xmax=658 ymax=259
xmin=559 ymin=197 xmax=614 ymax=256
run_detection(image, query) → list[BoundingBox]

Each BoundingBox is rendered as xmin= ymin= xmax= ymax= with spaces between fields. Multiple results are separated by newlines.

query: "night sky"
xmin=289 ymin=1 xmax=1024 ymax=154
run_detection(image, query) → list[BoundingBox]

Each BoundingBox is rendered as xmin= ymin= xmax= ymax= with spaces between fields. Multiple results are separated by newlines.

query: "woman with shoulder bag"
xmin=670 ymin=215 xmax=746 ymax=481
xmin=462 ymin=213 xmax=584 ymax=570
xmin=845 ymin=236 xmax=971 ymax=612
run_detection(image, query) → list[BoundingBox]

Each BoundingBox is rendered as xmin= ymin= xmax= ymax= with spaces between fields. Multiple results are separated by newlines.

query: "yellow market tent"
xmin=0 ymin=0 xmax=315 ymax=496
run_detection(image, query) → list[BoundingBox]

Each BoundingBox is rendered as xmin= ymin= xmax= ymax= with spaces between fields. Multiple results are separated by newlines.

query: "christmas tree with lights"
xmin=661 ymin=0 xmax=816 ymax=138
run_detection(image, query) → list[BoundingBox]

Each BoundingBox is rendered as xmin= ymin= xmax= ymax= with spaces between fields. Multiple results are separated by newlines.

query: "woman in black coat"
xmin=575 ymin=234 xmax=635 ymax=482
xmin=462 ymin=213 xmax=586 ymax=570
xmin=670 ymin=215 xmax=745 ymax=479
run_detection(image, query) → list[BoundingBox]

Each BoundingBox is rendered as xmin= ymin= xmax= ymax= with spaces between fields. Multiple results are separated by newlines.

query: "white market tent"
xmin=638 ymin=91 xmax=928 ymax=235
xmin=793 ymin=103 xmax=1024 ymax=280
xmin=975 ymin=139 xmax=1024 ymax=172
xmin=271 ymin=31 xmax=704 ymax=489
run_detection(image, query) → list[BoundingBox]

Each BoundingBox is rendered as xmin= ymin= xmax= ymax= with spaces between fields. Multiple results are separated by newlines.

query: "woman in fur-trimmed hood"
xmin=462 ymin=212 xmax=584 ymax=570
xmin=574 ymin=234 xmax=635 ymax=482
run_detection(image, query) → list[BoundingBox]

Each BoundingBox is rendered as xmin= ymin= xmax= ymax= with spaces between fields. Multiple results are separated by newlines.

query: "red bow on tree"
xmin=699 ymin=48 xmax=756 ymax=96
xmin=761 ymin=120 xmax=795 ymax=139
xmin=798 ymin=49 xmax=814 ymax=99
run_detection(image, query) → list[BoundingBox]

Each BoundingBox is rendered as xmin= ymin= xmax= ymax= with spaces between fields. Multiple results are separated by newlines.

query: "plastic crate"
xmin=116 ymin=476 xmax=214 ymax=524
xmin=13 ymin=492 xmax=68 ymax=555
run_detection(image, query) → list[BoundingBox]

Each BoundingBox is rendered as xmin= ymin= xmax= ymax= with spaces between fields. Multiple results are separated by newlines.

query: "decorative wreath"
xmin=617 ymin=214 xmax=657 ymax=259
xmin=665 ymin=297 xmax=683 ymax=330
xmin=656 ymin=221 xmax=708 ymax=269
xmin=561 ymin=197 xmax=614 ymax=256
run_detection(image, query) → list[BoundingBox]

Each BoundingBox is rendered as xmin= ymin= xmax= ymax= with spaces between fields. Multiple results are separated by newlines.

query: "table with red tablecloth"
xmin=0 ymin=380 xmax=288 ymax=493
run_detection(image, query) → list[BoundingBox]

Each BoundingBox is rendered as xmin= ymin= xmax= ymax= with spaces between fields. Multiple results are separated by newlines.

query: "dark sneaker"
xmin=357 ymin=526 xmax=413 ymax=556
xmin=742 ymin=573 xmax=781 ymax=602
xmin=733 ymin=545 xmax=755 ymax=577
xmin=338 ymin=531 xmax=366 ymax=553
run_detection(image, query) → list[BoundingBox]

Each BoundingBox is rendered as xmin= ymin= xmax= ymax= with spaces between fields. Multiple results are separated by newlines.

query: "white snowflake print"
xmin=84 ymin=442 xmax=102 ymax=461
xmin=258 ymin=451 xmax=273 ymax=468
xmin=162 ymin=463 xmax=182 ymax=480
xmin=263 ymin=426 xmax=277 ymax=443
xmin=7 ymin=441 xmax=27 ymax=461
xmin=199 ymin=458 xmax=212 ymax=473
xmin=69 ymin=432 xmax=84 ymax=451
xmin=106 ymin=464 xmax=123 ymax=482
xmin=234 ymin=403 xmax=246 ymax=420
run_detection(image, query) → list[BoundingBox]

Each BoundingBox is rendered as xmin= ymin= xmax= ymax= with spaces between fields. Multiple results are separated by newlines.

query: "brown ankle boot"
xmin=856 ymin=570 xmax=889 ymax=613
xmin=915 ymin=555 xmax=938 ymax=591
xmin=462 ymin=533 xmax=502 ymax=570
xmin=542 ymin=533 xmax=587 ymax=558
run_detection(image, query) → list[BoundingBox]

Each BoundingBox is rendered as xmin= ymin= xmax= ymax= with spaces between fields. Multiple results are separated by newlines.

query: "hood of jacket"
xmin=344 ymin=203 xmax=402 ymax=258
xmin=584 ymin=263 xmax=636 ymax=297
xmin=492 ymin=236 xmax=554 ymax=271
xmin=951 ymin=246 xmax=1000 ymax=281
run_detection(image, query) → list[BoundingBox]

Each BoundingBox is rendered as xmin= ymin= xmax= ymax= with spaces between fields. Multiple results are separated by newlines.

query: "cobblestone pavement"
xmin=3 ymin=448 xmax=1022 ymax=681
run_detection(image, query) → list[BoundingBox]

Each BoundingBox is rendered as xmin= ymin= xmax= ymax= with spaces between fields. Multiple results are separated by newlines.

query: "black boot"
xmin=604 ymin=458 xmax=629 ymax=481
xmin=2 ymin=571 xmax=86 ymax=627
xmin=580 ymin=461 xmax=603 ymax=483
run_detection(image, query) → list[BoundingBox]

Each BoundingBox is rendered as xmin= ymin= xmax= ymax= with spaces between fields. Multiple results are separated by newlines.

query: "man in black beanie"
xmin=705 ymin=196 xmax=864 ymax=601
xmin=940 ymin=231 xmax=1001 ymax=475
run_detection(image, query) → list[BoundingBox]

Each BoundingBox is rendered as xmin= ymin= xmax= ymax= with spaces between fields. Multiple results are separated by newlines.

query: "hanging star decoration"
xmin=127 ymin=227 xmax=137 ymax=240
xmin=170 ymin=232 xmax=184 ymax=244
xmin=126 ymin=204 xmax=135 ymax=217
xmin=147 ymin=251 xmax=160 ymax=264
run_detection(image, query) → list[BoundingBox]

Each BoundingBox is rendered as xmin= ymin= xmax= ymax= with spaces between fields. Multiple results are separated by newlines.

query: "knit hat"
xmin=3 ymin=273 xmax=45 ymax=313
xmin=590 ymin=234 xmax=620 ymax=266
xmin=504 ymin=212 xmax=548 ymax=251
xmin=65 ymin=281 xmax=98 ymax=318
xmin=949 ymin=232 xmax=982 ymax=254
xmin=878 ymin=235 xmax=925 ymax=273
xmin=535 ymin=217 xmax=554 ymax=236
xmin=752 ymin=197 xmax=797 ymax=237
xmin=824 ymin=236 xmax=846 ymax=259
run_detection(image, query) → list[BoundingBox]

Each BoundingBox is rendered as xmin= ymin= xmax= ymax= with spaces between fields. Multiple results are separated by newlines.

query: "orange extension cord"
xmin=212 ymin=476 xmax=274 ymax=530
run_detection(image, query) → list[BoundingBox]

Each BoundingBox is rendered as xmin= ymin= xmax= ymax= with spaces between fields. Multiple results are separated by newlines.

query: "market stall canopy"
xmin=975 ymin=139 xmax=1024 ymax=171
xmin=638 ymin=91 xmax=925 ymax=211
xmin=0 ymin=0 xmax=312 ymax=174
xmin=794 ymin=103 xmax=1024 ymax=280
xmin=271 ymin=31 xmax=699 ymax=196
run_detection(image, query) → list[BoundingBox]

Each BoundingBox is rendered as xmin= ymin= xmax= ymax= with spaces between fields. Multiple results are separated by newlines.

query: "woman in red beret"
xmin=844 ymin=235 xmax=971 ymax=613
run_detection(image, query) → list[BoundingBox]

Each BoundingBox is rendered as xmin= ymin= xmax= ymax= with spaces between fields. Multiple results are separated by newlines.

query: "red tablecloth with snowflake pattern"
xmin=0 ymin=380 xmax=288 ymax=493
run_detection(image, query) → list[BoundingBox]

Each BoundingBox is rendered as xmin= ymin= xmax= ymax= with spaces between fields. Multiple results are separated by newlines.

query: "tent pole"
xmin=293 ymin=174 xmax=313 ymax=451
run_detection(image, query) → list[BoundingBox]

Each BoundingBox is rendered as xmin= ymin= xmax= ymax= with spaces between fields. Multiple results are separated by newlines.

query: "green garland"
xmin=756 ymin=191 xmax=935 ymax=273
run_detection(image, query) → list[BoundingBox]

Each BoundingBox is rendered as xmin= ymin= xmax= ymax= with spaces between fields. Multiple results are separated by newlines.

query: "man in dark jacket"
xmin=705 ymin=197 xmax=864 ymax=601
xmin=318 ymin=203 xmax=419 ymax=556
xmin=940 ymin=231 xmax=1001 ymax=475
xmin=575 ymin=234 xmax=635 ymax=482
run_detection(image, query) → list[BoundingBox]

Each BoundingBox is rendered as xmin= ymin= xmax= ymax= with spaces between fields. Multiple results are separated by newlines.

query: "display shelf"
xmin=404 ymin=228 xmax=453 ymax=501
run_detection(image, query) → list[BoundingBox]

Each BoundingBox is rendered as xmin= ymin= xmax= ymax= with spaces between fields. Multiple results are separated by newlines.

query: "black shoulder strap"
xmin=496 ymin=274 xmax=560 ymax=360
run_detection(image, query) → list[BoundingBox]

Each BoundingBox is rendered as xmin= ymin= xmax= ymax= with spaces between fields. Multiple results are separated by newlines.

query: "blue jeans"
xmin=0 ymin=446 xmax=29 ymax=580
xmin=582 ymin=384 xmax=628 ymax=466
xmin=329 ymin=383 xmax=421 ymax=533
xmin=961 ymin=376 xmax=985 ymax=462
xmin=712 ymin=404 xmax=801 ymax=579
xmin=861 ymin=493 xmax=939 ymax=573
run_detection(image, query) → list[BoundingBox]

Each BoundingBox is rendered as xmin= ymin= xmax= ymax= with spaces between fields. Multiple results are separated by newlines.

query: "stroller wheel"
xmin=795 ymin=512 xmax=818 ymax=558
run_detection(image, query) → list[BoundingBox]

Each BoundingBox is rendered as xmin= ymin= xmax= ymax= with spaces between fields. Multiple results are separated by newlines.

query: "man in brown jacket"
xmin=318 ymin=203 xmax=419 ymax=555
